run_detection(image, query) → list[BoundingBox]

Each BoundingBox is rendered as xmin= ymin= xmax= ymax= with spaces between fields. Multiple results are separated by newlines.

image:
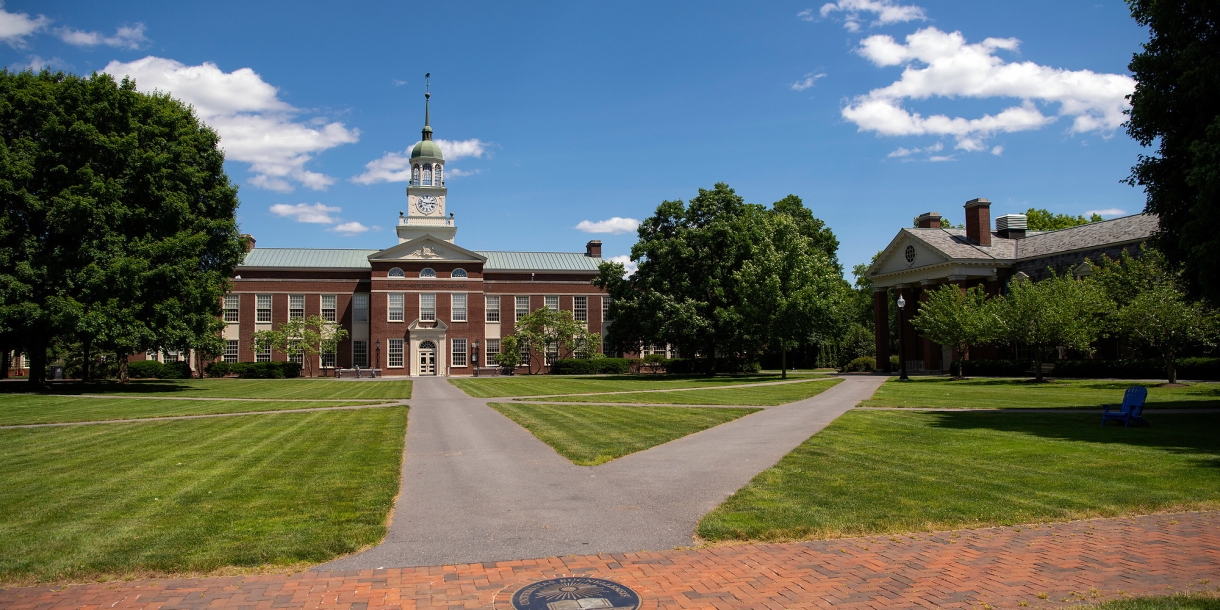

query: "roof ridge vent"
xmin=996 ymin=213 xmax=1028 ymax=239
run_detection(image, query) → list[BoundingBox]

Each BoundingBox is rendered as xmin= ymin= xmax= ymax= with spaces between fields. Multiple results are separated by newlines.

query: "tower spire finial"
xmin=422 ymin=72 xmax=432 ymax=140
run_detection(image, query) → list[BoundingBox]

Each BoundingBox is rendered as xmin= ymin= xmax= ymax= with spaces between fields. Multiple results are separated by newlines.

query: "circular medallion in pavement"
xmin=510 ymin=577 xmax=641 ymax=610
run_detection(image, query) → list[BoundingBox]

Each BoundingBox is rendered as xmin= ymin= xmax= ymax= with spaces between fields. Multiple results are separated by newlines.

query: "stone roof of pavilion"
xmin=903 ymin=213 xmax=1156 ymax=263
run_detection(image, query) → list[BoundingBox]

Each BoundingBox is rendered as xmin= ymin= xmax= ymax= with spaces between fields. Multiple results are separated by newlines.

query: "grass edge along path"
xmin=489 ymin=402 xmax=760 ymax=465
xmin=860 ymin=377 xmax=1220 ymax=410
xmin=698 ymin=409 xmax=1220 ymax=542
xmin=521 ymin=377 xmax=843 ymax=406
xmin=449 ymin=373 xmax=828 ymax=398
xmin=1072 ymin=593 xmax=1220 ymax=610
xmin=0 ymin=407 xmax=407 ymax=586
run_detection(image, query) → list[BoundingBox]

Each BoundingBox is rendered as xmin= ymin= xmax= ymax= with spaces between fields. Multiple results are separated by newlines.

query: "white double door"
xmin=417 ymin=343 xmax=437 ymax=375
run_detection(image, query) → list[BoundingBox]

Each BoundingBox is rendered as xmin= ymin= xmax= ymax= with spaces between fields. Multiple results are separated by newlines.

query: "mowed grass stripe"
xmin=528 ymin=378 xmax=842 ymax=406
xmin=14 ymin=378 xmax=414 ymax=400
xmin=0 ymin=395 xmax=389 ymax=425
xmin=0 ymin=408 xmax=407 ymax=585
xmin=860 ymin=377 xmax=1220 ymax=409
xmin=490 ymin=403 xmax=759 ymax=466
xmin=697 ymin=410 xmax=1220 ymax=542
xmin=451 ymin=373 xmax=826 ymax=398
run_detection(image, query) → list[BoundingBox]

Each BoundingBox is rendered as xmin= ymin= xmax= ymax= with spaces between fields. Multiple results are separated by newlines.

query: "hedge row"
xmin=549 ymin=358 xmax=632 ymax=375
xmin=126 ymin=360 xmax=193 ymax=379
xmin=658 ymin=358 xmax=761 ymax=374
xmin=204 ymin=361 xmax=302 ymax=378
xmin=948 ymin=357 xmax=1220 ymax=380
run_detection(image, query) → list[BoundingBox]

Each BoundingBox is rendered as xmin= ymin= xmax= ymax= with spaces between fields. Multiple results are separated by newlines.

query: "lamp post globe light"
xmin=375 ymin=339 xmax=381 ymax=373
xmin=896 ymin=294 xmax=909 ymax=381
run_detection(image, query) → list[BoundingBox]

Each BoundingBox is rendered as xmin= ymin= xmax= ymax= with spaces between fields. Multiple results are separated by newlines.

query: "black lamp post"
xmin=897 ymin=294 xmax=909 ymax=381
xmin=374 ymin=339 xmax=381 ymax=370
xmin=472 ymin=340 xmax=480 ymax=377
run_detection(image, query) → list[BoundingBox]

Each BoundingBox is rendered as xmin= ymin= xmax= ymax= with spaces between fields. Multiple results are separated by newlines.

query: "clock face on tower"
xmin=417 ymin=194 xmax=438 ymax=214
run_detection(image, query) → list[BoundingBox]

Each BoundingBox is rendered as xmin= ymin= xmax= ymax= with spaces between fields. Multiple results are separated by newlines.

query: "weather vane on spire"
xmin=425 ymin=72 xmax=430 ymax=99
xmin=422 ymin=73 xmax=433 ymax=139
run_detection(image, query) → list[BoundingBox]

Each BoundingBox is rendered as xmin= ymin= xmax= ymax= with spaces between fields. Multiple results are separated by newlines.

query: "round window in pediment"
xmin=420 ymin=267 xmax=437 ymax=278
xmin=904 ymin=245 xmax=917 ymax=265
xmin=451 ymin=268 xmax=467 ymax=278
xmin=388 ymin=267 xmax=405 ymax=278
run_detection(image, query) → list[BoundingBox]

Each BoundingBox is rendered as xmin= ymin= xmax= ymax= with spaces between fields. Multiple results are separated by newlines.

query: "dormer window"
xmin=435 ymin=164 xmax=442 ymax=185
xmin=420 ymin=267 xmax=437 ymax=278
xmin=422 ymin=164 xmax=432 ymax=186
xmin=412 ymin=165 xmax=420 ymax=185
xmin=388 ymin=267 xmax=405 ymax=278
xmin=451 ymin=268 xmax=467 ymax=278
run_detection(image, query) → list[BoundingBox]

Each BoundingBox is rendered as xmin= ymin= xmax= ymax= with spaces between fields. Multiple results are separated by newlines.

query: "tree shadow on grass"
xmin=926 ymin=410 xmax=1220 ymax=462
xmin=0 ymin=380 xmax=197 ymax=395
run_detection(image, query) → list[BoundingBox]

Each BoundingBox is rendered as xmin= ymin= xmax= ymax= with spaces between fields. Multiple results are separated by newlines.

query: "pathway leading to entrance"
xmin=320 ymin=374 xmax=886 ymax=570
xmin=4 ymin=511 xmax=1216 ymax=609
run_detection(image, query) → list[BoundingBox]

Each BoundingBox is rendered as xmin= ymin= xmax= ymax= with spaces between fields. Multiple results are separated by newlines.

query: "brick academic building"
xmin=216 ymin=95 xmax=608 ymax=377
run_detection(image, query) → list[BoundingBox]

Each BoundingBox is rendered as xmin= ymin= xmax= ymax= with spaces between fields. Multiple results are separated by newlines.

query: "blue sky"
xmin=3 ymin=0 xmax=1148 ymax=276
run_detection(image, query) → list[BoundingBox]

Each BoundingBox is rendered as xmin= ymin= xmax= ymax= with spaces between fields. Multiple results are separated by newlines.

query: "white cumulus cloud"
xmin=842 ymin=28 xmax=1135 ymax=152
xmin=820 ymin=0 xmax=926 ymax=32
xmin=1085 ymin=208 xmax=1126 ymax=218
xmin=887 ymin=141 xmax=942 ymax=158
xmin=103 ymin=56 xmax=359 ymax=192
xmin=791 ymin=73 xmax=826 ymax=91
xmin=331 ymin=221 xmax=370 ymax=235
xmin=58 ymin=23 xmax=147 ymax=49
xmin=0 ymin=3 xmax=48 ymax=47
xmin=576 ymin=217 xmax=640 ymax=235
xmin=270 ymin=203 xmax=341 ymax=224
xmin=608 ymin=255 xmax=638 ymax=276
xmin=351 ymin=138 xmax=487 ymax=184
xmin=797 ymin=8 xmax=816 ymax=22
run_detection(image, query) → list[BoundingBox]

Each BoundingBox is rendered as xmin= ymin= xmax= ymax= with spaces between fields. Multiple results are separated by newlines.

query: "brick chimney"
xmin=963 ymin=199 xmax=991 ymax=246
xmin=915 ymin=212 xmax=942 ymax=229
xmin=241 ymin=234 xmax=256 ymax=253
xmin=585 ymin=240 xmax=602 ymax=258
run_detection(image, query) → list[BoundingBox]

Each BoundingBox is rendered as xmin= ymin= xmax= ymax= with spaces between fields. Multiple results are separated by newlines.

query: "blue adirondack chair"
xmin=1101 ymin=386 xmax=1149 ymax=427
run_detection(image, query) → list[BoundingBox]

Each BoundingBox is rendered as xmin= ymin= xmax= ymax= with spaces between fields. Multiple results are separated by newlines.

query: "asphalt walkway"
xmin=319 ymin=374 xmax=886 ymax=570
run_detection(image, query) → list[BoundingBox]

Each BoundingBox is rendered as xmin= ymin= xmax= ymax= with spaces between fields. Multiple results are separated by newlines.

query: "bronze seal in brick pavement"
xmin=510 ymin=576 xmax=641 ymax=610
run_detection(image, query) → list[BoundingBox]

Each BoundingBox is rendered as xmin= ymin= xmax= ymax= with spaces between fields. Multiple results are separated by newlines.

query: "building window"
xmin=353 ymin=293 xmax=369 ymax=322
xmin=321 ymin=347 xmax=336 ymax=369
xmin=388 ymin=293 xmax=404 ymax=322
xmin=486 ymin=338 xmax=500 ymax=363
xmin=223 ymin=295 xmax=239 ymax=323
xmin=603 ymin=297 xmax=612 ymax=322
xmin=545 ymin=343 xmax=559 ymax=366
xmin=164 ymin=349 xmax=181 ymax=363
xmin=146 ymin=348 xmax=158 ymax=361
xmin=519 ymin=339 xmax=530 ymax=364
xmin=288 ymin=340 xmax=303 ymax=365
xmin=289 ymin=294 xmax=304 ymax=320
xmin=412 ymin=165 xmax=420 ymax=184
xmin=545 ymin=296 xmax=559 ymax=311
xmin=485 ymin=296 xmax=500 ymax=322
xmin=451 ymin=293 xmax=467 ymax=322
xmin=420 ymin=293 xmax=436 ymax=321
xmin=388 ymin=339 xmax=404 ymax=368
xmin=451 ymin=268 xmax=467 ymax=278
xmin=388 ymin=267 xmax=405 ymax=278
xmin=422 ymin=164 xmax=432 ymax=186
xmin=353 ymin=340 xmax=369 ymax=368
xmin=516 ymin=296 xmax=530 ymax=321
xmin=452 ymin=338 xmax=467 ymax=367
xmin=321 ymin=295 xmax=337 ymax=322
xmin=435 ymin=163 xmax=442 ymax=184
xmin=574 ymin=296 xmax=588 ymax=322
xmin=255 ymin=344 xmax=271 ymax=363
xmin=602 ymin=336 xmax=612 ymax=356
xmin=256 ymin=294 xmax=272 ymax=323
xmin=224 ymin=340 xmax=239 ymax=363
xmin=420 ymin=267 xmax=436 ymax=278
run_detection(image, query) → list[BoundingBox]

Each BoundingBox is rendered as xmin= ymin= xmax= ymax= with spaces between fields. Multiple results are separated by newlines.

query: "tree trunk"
xmin=81 ymin=338 xmax=92 ymax=382
xmin=117 ymin=352 xmax=130 ymax=383
xmin=1034 ymin=348 xmax=1044 ymax=382
xmin=1167 ymin=350 xmax=1177 ymax=384
xmin=780 ymin=347 xmax=787 ymax=379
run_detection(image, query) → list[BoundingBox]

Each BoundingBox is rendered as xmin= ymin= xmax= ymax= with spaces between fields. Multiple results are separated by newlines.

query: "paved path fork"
xmin=320 ymin=375 xmax=885 ymax=570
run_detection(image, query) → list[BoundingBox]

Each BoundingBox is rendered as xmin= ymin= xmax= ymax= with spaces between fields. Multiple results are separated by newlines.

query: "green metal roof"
xmin=410 ymin=139 xmax=443 ymax=160
xmin=239 ymin=248 xmax=602 ymax=272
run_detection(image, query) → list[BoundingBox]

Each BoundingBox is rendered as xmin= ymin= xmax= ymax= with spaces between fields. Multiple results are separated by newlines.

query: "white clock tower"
xmin=397 ymin=79 xmax=456 ymax=243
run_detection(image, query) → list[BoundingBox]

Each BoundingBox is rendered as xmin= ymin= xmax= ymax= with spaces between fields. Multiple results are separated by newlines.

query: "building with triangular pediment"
xmin=214 ymin=91 xmax=609 ymax=376
xmin=866 ymin=198 xmax=1156 ymax=373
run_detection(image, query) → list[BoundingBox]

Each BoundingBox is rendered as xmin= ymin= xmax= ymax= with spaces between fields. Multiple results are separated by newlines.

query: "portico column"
xmin=873 ymin=288 xmax=891 ymax=372
xmin=919 ymin=281 xmax=939 ymax=371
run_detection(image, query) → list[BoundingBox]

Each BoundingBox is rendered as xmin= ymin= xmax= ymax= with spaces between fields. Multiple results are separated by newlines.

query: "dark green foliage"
xmin=226 ymin=362 xmax=302 ymax=379
xmin=663 ymin=357 xmax=761 ymax=374
xmin=1125 ymin=0 xmax=1220 ymax=304
xmin=841 ymin=356 xmax=876 ymax=372
xmin=948 ymin=357 xmax=1220 ymax=380
xmin=204 ymin=361 xmax=230 ymax=377
xmin=1023 ymin=208 xmax=1104 ymax=231
xmin=772 ymin=194 xmax=841 ymax=271
xmin=549 ymin=358 xmax=631 ymax=375
xmin=0 ymin=70 xmax=245 ymax=387
xmin=126 ymin=360 xmax=165 ymax=379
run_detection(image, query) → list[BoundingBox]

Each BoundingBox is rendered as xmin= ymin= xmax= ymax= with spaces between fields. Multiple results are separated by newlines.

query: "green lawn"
xmin=1077 ymin=595 xmax=1220 ymax=610
xmin=529 ymin=378 xmax=842 ymax=406
xmin=5 ymin=378 xmax=413 ymax=400
xmin=698 ymin=410 xmax=1220 ymax=542
xmin=860 ymin=377 xmax=1220 ymax=409
xmin=489 ymin=403 xmax=759 ymax=465
xmin=450 ymin=373 xmax=825 ymax=398
xmin=0 ymin=407 xmax=406 ymax=585
xmin=0 ymin=395 xmax=389 ymax=425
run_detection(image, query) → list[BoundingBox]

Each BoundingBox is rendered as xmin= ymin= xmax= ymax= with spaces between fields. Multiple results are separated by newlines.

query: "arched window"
xmin=419 ymin=340 xmax=436 ymax=350
xmin=422 ymin=164 xmax=432 ymax=186
xmin=412 ymin=165 xmax=420 ymax=184
xmin=435 ymin=164 xmax=442 ymax=184
xmin=451 ymin=268 xmax=467 ymax=278
xmin=388 ymin=267 xmax=405 ymax=278
xmin=419 ymin=267 xmax=436 ymax=278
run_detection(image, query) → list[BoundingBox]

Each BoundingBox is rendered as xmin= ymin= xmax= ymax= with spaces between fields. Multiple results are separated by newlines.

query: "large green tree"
xmin=0 ymin=70 xmax=244 ymax=387
xmin=992 ymin=273 xmax=1109 ymax=381
xmin=1125 ymin=0 xmax=1220 ymax=304
xmin=1024 ymin=208 xmax=1104 ymax=231
xmin=910 ymin=285 xmax=992 ymax=379
xmin=1116 ymin=283 xmax=1218 ymax=383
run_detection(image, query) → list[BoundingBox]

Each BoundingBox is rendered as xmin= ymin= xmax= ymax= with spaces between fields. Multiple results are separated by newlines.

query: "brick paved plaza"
xmin=3 ymin=511 xmax=1216 ymax=610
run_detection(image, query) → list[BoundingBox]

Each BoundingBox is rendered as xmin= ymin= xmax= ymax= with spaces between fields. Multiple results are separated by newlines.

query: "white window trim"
xmin=289 ymin=294 xmax=305 ymax=321
xmin=545 ymin=295 xmax=559 ymax=312
xmin=388 ymin=293 xmax=405 ymax=322
xmin=223 ymin=295 xmax=239 ymax=323
xmin=388 ymin=338 xmax=404 ymax=368
xmin=388 ymin=267 xmax=405 ymax=278
xmin=256 ymin=294 xmax=272 ymax=323
xmin=353 ymin=293 xmax=370 ymax=323
xmin=486 ymin=338 xmax=500 ymax=363
xmin=574 ymin=296 xmax=588 ymax=323
xmin=321 ymin=294 xmax=337 ymax=322
xmin=451 ymin=338 xmax=468 ymax=367
xmin=516 ymin=296 xmax=530 ymax=321
xmin=451 ymin=293 xmax=467 ymax=322
xmin=485 ymin=295 xmax=500 ymax=322
xmin=420 ymin=293 xmax=436 ymax=322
